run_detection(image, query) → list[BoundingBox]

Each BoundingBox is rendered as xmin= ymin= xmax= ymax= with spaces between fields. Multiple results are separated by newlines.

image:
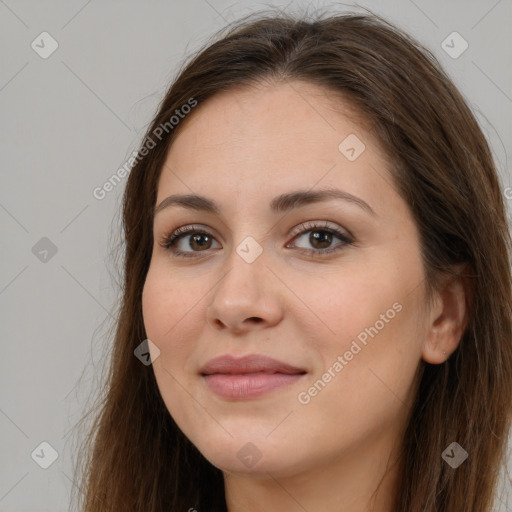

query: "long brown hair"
xmin=72 ymin=8 xmax=512 ymax=511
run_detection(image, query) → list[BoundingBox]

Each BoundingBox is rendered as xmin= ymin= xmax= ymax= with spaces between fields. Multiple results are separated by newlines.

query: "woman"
xmin=74 ymin=9 xmax=512 ymax=512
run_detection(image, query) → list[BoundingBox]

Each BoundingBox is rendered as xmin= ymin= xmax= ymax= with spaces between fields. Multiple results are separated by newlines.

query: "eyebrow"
xmin=153 ymin=188 xmax=376 ymax=217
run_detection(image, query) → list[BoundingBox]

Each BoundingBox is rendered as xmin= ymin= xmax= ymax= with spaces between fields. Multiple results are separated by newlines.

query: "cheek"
xmin=141 ymin=265 xmax=210 ymax=410
xmin=142 ymin=264 xmax=201 ymax=349
xmin=296 ymin=254 xmax=424 ymax=399
xmin=142 ymin=265 xmax=206 ymax=428
xmin=295 ymin=293 xmax=422 ymax=451
xmin=296 ymin=261 xmax=409 ymax=353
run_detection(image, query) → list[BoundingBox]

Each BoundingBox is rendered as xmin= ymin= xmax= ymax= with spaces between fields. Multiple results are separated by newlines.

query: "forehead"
xmin=166 ymin=80 xmax=375 ymax=156
xmin=156 ymin=81 xmax=395 ymax=215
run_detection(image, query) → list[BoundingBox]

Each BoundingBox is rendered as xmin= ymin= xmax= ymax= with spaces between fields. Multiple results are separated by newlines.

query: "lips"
xmin=199 ymin=354 xmax=307 ymax=399
xmin=199 ymin=354 xmax=306 ymax=375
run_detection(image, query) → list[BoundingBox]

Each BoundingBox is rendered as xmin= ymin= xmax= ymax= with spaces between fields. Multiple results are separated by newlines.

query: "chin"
xmin=189 ymin=429 xmax=302 ymax=477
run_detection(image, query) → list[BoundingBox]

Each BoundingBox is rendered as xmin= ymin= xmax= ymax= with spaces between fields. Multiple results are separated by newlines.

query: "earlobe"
xmin=421 ymin=266 xmax=470 ymax=364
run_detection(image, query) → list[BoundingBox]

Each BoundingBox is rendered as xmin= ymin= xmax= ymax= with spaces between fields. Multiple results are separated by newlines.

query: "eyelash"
xmin=158 ymin=221 xmax=354 ymax=259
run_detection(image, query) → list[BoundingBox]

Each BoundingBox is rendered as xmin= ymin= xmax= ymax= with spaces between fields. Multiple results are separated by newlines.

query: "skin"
xmin=142 ymin=81 xmax=467 ymax=512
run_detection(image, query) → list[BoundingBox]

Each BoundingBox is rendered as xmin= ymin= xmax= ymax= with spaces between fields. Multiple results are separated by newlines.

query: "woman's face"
xmin=142 ymin=81 xmax=429 ymax=478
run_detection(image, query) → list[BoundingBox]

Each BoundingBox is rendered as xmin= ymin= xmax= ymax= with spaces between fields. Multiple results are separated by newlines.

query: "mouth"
xmin=199 ymin=354 xmax=307 ymax=399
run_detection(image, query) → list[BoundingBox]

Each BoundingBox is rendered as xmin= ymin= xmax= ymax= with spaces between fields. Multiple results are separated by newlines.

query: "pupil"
xmin=191 ymin=234 xmax=211 ymax=250
xmin=311 ymin=231 xmax=332 ymax=248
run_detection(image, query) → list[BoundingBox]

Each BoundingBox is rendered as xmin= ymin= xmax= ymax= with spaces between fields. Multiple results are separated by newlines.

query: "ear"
xmin=422 ymin=265 xmax=470 ymax=364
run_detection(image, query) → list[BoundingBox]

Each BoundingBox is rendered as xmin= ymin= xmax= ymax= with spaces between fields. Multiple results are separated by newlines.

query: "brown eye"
xmin=188 ymin=233 xmax=213 ymax=251
xmin=308 ymin=230 xmax=333 ymax=249
xmin=160 ymin=226 xmax=221 ymax=257
xmin=288 ymin=221 xmax=353 ymax=256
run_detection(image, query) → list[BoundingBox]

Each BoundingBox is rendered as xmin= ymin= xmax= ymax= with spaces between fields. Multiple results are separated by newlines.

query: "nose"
xmin=205 ymin=246 xmax=284 ymax=334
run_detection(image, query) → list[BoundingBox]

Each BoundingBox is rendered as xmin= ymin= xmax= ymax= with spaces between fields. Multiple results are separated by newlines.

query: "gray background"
xmin=1 ymin=1 xmax=511 ymax=511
